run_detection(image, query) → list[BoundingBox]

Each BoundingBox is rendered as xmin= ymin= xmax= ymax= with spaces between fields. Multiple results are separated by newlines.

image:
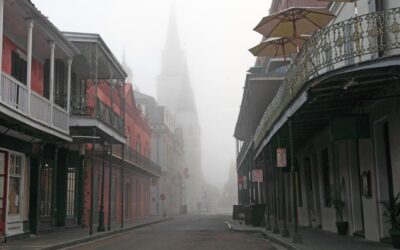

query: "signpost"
xmin=252 ymin=169 xmax=263 ymax=203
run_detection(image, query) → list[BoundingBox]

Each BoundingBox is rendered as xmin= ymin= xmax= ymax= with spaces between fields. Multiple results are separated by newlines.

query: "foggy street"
xmin=66 ymin=214 xmax=276 ymax=250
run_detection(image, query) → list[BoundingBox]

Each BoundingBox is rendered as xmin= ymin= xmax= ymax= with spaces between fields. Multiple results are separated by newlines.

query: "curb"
xmin=225 ymin=221 xmax=298 ymax=250
xmin=42 ymin=217 xmax=173 ymax=250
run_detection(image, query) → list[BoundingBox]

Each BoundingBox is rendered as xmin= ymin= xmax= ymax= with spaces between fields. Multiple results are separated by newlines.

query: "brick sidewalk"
xmin=226 ymin=219 xmax=395 ymax=250
xmin=1 ymin=216 xmax=172 ymax=250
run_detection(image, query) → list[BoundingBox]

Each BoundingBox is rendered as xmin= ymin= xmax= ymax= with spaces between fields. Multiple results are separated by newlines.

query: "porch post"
xmin=89 ymin=128 xmax=96 ymax=235
xmin=108 ymin=136 xmax=113 ymax=231
xmin=26 ymin=19 xmax=34 ymax=114
xmin=289 ymin=118 xmax=302 ymax=243
xmin=0 ymin=0 xmax=4 ymax=74
xmin=121 ymin=144 xmax=125 ymax=228
xmin=270 ymin=143 xmax=279 ymax=234
xmin=278 ymin=133 xmax=290 ymax=237
xmin=264 ymin=149 xmax=272 ymax=231
xmin=49 ymin=41 xmax=55 ymax=124
xmin=66 ymin=58 xmax=72 ymax=115
xmin=97 ymin=142 xmax=106 ymax=232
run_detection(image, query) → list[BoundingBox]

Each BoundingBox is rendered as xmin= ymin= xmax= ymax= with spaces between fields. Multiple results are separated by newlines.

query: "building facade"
xmin=235 ymin=0 xmax=400 ymax=245
xmin=135 ymin=91 xmax=184 ymax=216
xmin=0 ymin=0 xmax=161 ymax=240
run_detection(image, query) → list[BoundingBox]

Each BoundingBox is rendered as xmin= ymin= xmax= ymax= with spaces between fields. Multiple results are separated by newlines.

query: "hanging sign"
xmin=252 ymin=169 xmax=263 ymax=183
xmin=277 ymin=148 xmax=287 ymax=168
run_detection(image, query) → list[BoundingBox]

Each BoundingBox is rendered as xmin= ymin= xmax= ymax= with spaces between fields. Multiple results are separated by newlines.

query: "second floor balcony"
xmin=64 ymin=32 xmax=128 ymax=144
xmin=0 ymin=0 xmax=78 ymax=141
xmin=254 ymin=7 xmax=400 ymax=148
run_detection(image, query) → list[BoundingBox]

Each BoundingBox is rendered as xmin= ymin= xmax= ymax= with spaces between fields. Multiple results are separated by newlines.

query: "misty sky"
xmin=33 ymin=0 xmax=271 ymax=189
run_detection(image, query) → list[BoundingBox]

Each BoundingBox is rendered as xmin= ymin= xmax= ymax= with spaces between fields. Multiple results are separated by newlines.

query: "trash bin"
xmin=251 ymin=204 xmax=266 ymax=227
xmin=244 ymin=205 xmax=253 ymax=225
xmin=232 ymin=205 xmax=244 ymax=220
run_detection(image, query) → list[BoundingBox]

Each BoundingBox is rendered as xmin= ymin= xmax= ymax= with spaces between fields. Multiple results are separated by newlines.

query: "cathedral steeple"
xmin=165 ymin=5 xmax=181 ymax=50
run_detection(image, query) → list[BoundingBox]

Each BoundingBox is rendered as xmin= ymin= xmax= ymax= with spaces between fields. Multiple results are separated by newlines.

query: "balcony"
xmin=0 ymin=72 xmax=69 ymax=133
xmin=124 ymin=146 xmax=162 ymax=177
xmin=71 ymin=97 xmax=124 ymax=135
xmin=254 ymin=7 xmax=400 ymax=147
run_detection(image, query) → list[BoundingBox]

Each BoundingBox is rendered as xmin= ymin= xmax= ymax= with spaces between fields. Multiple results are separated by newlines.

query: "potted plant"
xmin=332 ymin=195 xmax=349 ymax=235
xmin=379 ymin=193 xmax=400 ymax=249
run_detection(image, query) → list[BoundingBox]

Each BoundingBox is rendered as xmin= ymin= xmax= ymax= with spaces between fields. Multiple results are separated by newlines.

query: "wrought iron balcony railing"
xmin=254 ymin=7 xmax=400 ymax=147
xmin=124 ymin=146 xmax=162 ymax=176
xmin=71 ymin=97 xmax=124 ymax=134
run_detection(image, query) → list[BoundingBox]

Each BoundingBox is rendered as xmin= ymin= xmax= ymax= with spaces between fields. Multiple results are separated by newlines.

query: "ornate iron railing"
xmin=71 ymin=97 xmax=124 ymax=134
xmin=254 ymin=7 xmax=400 ymax=147
xmin=124 ymin=146 xmax=162 ymax=176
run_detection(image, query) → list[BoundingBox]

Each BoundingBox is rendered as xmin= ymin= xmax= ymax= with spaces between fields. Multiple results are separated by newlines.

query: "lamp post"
xmin=97 ymin=143 xmax=109 ymax=232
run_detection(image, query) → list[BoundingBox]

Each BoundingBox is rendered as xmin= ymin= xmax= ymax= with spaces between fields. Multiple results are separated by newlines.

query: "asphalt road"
xmin=67 ymin=214 xmax=278 ymax=250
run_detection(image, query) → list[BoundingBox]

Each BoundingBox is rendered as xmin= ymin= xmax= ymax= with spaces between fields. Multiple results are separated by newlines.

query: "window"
xmin=136 ymin=135 xmax=141 ymax=153
xmin=40 ymin=162 xmax=53 ymax=217
xmin=321 ymin=149 xmax=331 ymax=207
xmin=66 ymin=168 xmax=76 ymax=217
xmin=8 ymin=154 xmax=23 ymax=215
xmin=11 ymin=51 xmax=27 ymax=85
xmin=125 ymin=183 xmax=131 ymax=219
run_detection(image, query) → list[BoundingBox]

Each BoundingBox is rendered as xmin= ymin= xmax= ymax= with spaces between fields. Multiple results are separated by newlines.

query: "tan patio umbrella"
xmin=254 ymin=7 xmax=335 ymax=38
xmin=249 ymin=36 xmax=309 ymax=58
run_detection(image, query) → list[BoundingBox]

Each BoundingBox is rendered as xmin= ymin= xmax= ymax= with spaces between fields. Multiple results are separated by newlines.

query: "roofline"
xmin=62 ymin=32 xmax=128 ymax=78
xmin=21 ymin=1 xmax=80 ymax=57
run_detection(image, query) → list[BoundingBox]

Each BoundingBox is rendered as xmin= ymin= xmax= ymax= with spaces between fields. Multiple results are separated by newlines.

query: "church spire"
xmin=165 ymin=4 xmax=181 ymax=50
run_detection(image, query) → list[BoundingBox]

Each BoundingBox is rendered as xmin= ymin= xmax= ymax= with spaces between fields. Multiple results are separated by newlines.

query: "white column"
xmin=66 ymin=58 xmax=72 ymax=111
xmin=27 ymin=19 xmax=34 ymax=114
xmin=0 ymin=0 xmax=4 ymax=75
xmin=66 ymin=58 xmax=72 ymax=124
xmin=49 ymin=41 xmax=55 ymax=124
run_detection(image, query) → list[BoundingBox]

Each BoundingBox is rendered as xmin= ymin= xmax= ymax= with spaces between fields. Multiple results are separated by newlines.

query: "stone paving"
xmin=0 ymin=216 xmax=170 ymax=250
xmin=226 ymin=219 xmax=396 ymax=250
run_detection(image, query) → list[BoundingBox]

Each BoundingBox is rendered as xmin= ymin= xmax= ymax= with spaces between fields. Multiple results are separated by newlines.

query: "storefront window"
xmin=40 ymin=163 xmax=53 ymax=217
xmin=66 ymin=168 xmax=76 ymax=217
xmin=8 ymin=154 xmax=22 ymax=215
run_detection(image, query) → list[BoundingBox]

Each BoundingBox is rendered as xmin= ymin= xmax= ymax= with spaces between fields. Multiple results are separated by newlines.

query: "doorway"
xmin=304 ymin=157 xmax=315 ymax=227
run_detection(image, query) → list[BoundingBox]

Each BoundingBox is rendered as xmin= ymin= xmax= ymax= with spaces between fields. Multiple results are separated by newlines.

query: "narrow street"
xmin=66 ymin=214 xmax=277 ymax=250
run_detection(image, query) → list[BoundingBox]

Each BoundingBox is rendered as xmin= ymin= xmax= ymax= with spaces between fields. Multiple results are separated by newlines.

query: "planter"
xmin=390 ymin=228 xmax=400 ymax=249
xmin=336 ymin=221 xmax=349 ymax=235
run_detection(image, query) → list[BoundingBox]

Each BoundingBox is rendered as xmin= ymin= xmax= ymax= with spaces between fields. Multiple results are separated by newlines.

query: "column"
xmin=66 ymin=58 xmax=72 ymax=114
xmin=26 ymin=19 xmax=34 ymax=114
xmin=0 ymin=0 xmax=4 ymax=74
xmin=49 ymin=41 xmax=55 ymax=124
xmin=289 ymin=118 xmax=302 ymax=243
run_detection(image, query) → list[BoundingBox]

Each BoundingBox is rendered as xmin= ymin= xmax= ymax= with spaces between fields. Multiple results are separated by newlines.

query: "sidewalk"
xmin=225 ymin=219 xmax=395 ymax=250
xmin=1 ymin=216 xmax=172 ymax=250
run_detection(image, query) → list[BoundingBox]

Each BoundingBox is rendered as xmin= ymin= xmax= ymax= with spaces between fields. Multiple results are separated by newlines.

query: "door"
xmin=111 ymin=176 xmax=116 ymax=222
xmin=0 ymin=152 xmax=7 ymax=235
xmin=375 ymin=120 xmax=395 ymax=239
xmin=304 ymin=157 xmax=315 ymax=227
xmin=7 ymin=153 xmax=24 ymax=236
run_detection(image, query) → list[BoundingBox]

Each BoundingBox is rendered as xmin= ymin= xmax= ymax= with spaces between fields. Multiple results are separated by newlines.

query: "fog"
xmin=33 ymin=0 xmax=271 ymax=190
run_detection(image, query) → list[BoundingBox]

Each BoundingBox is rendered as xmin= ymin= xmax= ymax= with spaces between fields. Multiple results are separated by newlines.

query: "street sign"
xmin=277 ymin=148 xmax=287 ymax=168
xmin=160 ymin=194 xmax=165 ymax=200
xmin=252 ymin=169 xmax=263 ymax=182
